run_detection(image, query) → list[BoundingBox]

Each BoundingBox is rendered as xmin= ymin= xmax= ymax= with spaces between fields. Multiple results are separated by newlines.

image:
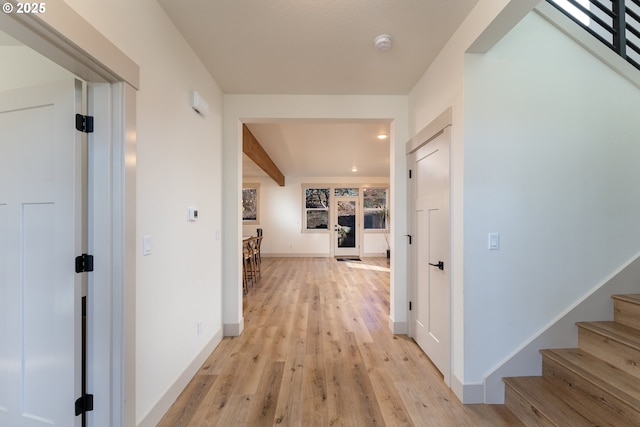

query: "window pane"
xmin=364 ymin=210 xmax=387 ymax=229
xmin=306 ymin=210 xmax=328 ymax=229
xmin=363 ymin=187 xmax=387 ymax=208
xmin=334 ymin=187 xmax=359 ymax=196
xmin=305 ymin=188 xmax=330 ymax=209
xmin=242 ymin=188 xmax=257 ymax=221
xmin=364 ymin=188 xmax=388 ymax=230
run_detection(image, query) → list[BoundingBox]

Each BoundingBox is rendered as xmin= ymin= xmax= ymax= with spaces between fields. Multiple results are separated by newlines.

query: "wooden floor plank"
xmin=272 ymin=352 xmax=305 ymax=426
xmin=245 ymin=361 xmax=285 ymax=426
xmin=157 ymin=373 xmax=217 ymax=427
xmin=158 ymin=257 xmax=521 ymax=426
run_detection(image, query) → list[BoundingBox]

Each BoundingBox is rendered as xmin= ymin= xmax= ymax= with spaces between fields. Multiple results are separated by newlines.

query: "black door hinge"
xmin=409 ymin=301 xmax=412 ymax=311
xmin=75 ymin=394 xmax=94 ymax=416
xmin=75 ymin=114 xmax=94 ymax=133
xmin=405 ymin=234 xmax=412 ymax=245
xmin=75 ymin=254 xmax=94 ymax=273
xmin=409 ymin=169 xmax=412 ymax=179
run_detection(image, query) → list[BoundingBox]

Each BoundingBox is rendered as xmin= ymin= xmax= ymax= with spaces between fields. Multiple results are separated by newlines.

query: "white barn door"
xmin=0 ymin=80 xmax=83 ymax=427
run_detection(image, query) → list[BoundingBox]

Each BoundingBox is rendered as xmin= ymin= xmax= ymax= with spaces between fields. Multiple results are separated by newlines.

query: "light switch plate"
xmin=488 ymin=233 xmax=500 ymax=250
xmin=143 ymin=235 xmax=152 ymax=256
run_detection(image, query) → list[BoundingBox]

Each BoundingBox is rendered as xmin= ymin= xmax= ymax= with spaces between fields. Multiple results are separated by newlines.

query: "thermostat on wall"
xmin=188 ymin=207 xmax=198 ymax=221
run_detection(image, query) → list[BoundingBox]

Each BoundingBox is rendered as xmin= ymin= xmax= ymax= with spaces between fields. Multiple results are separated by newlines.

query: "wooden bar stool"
xmin=242 ymin=238 xmax=256 ymax=292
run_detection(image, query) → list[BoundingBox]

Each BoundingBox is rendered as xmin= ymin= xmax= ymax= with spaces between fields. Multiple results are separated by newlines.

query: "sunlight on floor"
xmin=344 ymin=261 xmax=390 ymax=272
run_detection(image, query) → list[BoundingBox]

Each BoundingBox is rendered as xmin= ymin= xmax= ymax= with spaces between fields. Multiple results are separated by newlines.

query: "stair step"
xmin=504 ymin=376 xmax=620 ymax=426
xmin=577 ymin=321 xmax=640 ymax=379
xmin=541 ymin=348 xmax=640 ymax=424
xmin=613 ymin=294 xmax=640 ymax=330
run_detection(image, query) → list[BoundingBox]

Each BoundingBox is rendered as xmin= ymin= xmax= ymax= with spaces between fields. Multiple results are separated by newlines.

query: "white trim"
xmin=0 ymin=0 xmax=138 ymax=88
xmin=450 ymin=375 xmax=484 ymax=404
xmin=136 ymin=330 xmax=223 ymax=427
xmin=120 ymin=82 xmax=138 ymax=427
xmin=466 ymin=0 xmax=540 ymax=54
xmin=388 ymin=317 xmax=408 ymax=334
xmin=223 ymin=319 xmax=245 ymax=337
xmin=405 ymin=107 xmax=452 ymax=155
xmin=87 ymin=83 xmax=114 ymax=427
xmin=362 ymin=253 xmax=388 ymax=258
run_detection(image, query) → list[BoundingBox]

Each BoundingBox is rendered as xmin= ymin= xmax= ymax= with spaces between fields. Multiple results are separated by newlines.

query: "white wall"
xmin=242 ymin=176 xmax=390 ymax=256
xmin=463 ymin=8 xmax=640 ymax=393
xmin=60 ymin=1 xmax=224 ymax=424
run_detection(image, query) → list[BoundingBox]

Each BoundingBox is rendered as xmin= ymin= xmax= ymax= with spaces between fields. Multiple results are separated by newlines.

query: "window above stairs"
xmin=548 ymin=0 xmax=640 ymax=71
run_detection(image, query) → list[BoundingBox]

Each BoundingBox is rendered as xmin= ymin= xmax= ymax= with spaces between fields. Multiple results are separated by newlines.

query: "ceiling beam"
xmin=243 ymin=124 xmax=285 ymax=186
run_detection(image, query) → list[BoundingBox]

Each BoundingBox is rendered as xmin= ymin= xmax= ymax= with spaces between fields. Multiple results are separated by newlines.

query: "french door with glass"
xmin=334 ymin=197 xmax=360 ymax=257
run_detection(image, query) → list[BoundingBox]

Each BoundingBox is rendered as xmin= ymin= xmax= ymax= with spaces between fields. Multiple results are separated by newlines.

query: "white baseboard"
xmin=388 ymin=317 xmax=407 ymax=334
xmin=362 ymin=253 xmax=388 ymax=258
xmin=137 ymin=329 xmax=223 ymax=427
xmin=223 ymin=317 xmax=244 ymax=337
xmin=450 ymin=374 xmax=484 ymax=404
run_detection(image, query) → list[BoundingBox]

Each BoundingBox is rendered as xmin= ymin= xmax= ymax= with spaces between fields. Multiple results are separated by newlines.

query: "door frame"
xmin=406 ymin=108 xmax=453 ymax=385
xmin=0 ymin=4 xmax=139 ymax=426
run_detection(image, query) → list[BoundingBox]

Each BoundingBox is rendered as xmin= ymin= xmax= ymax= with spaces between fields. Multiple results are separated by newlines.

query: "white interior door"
xmin=412 ymin=129 xmax=451 ymax=384
xmin=334 ymin=197 xmax=360 ymax=257
xmin=0 ymin=80 xmax=83 ymax=426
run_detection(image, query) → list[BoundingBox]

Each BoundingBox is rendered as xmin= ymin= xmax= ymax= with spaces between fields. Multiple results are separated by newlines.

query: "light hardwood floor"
xmin=158 ymin=257 xmax=522 ymax=426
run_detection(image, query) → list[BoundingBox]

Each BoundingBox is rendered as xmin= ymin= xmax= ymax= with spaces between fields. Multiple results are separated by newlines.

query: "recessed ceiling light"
xmin=377 ymin=134 xmax=388 ymax=140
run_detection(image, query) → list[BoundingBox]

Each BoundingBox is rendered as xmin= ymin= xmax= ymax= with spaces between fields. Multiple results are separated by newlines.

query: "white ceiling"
xmin=157 ymin=0 xmax=480 ymax=178
xmin=245 ymin=120 xmax=391 ymax=178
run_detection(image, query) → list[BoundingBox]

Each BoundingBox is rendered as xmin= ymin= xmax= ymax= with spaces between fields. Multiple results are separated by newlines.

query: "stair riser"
xmin=614 ymin=299 xmax=640 ymax=330
xmin=504 ymin=384 xmax=556 ymax=427
xmin=578 ymin=328 xmax=640 ymax=379
xmin=542 ymin=356 xmax=640 ymax=425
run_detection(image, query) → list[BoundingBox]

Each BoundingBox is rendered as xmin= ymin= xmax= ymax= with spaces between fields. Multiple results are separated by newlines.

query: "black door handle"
xmin=429 ymin=261 xmax=444 ymax=271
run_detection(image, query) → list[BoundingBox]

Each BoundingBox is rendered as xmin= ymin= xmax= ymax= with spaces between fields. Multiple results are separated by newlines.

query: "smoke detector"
xmin=374 ymin=34 xmax=392 ymax=51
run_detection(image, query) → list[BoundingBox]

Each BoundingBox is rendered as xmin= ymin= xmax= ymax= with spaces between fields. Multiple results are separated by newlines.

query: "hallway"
xmin=158 ymin=257 xmax=521 ymax=426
